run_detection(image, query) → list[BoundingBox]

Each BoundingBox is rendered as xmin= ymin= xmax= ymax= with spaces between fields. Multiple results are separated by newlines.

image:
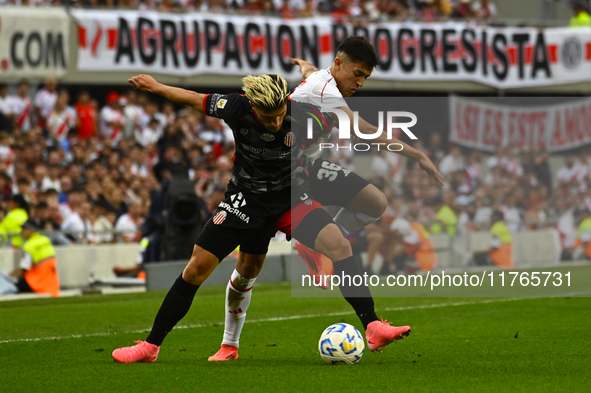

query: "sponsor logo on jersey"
xmin=240 ymin=128 xmax=249 ymax=136
xmin=240 ymin=143 xmax=290 ymax=158
xmin=261 ymin=133 xmax=275 ymax=142
xmin=230 ymin=192 xmax=247 ymax=208
xmin=217 ymin=99 xmax=228 ymax=109
xmin=213 ymin=210 xmax=227 ymax=225
xmin=219 ymin=201 xmax=250 ymax=223
xmin=284 ymin=132 xmax=296 ymax=147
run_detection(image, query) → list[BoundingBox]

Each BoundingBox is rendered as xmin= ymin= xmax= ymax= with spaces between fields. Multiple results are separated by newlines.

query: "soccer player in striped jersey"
xmin=112 ymin=73 xmax=339 ymax=363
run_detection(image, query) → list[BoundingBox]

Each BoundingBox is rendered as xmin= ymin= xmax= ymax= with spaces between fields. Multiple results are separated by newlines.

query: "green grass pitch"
xmin=1 ymin=281 xmax=590 ymax=393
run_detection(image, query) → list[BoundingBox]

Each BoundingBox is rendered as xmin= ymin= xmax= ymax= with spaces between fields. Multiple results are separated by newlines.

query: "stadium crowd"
xmin=0 ymin=78 xmax=234 ymax=245
xmin=0 ymin=0 xmax=500 ymax=22
xmin=0 ymin=77 xmax=587 ymax=265
xmin=325 ymin=128 xmax=588 ymax=264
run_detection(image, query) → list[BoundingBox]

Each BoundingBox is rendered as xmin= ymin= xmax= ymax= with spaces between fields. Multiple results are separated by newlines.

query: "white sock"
xmin=333 ymin=208 xmax=380 ymax=235
xmin=222 ymin=269 xmax=256 ymax=348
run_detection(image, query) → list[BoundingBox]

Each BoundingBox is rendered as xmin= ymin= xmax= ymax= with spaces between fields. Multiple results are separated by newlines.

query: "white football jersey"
xmin=34 ymin=89 xmax=57 ymax=121
xmin=290 ymin=68 xmax=348 ymax=110
xmin=290 ymin=68 xmax=348 ymax=162
xmin=12 ymin=96 xmax=32 ymax=132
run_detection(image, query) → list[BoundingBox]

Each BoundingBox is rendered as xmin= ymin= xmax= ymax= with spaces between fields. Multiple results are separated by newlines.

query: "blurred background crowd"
xmin=0 ymin=0 xmax=502 ymax=22
xmin=3 ymin=0 xmax=590 ymax=28
xmin=0 ymin=78 xmax=236 ymax=245
xmin=327 ymin=125 xmax=586 ymax=262
xmin=0 ymin=75 xmax=588 ymax=262
xmin=0 ymin=0 xmax=590 ymax=270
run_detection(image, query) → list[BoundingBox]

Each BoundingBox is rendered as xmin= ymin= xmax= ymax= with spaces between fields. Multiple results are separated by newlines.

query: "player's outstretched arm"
xmin=333 ymin=106 xmax=445 ymax=188
xmin=290 ymin=58 xmax=319 ymax=80
xmin=128 ymin=74 xmax=206 ymax=113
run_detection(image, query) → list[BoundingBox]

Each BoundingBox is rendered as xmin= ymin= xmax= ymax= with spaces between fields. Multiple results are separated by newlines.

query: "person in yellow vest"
xmin=8 ymin=220 xmax=60 ymax=297
xmin=489 ymin=210 xmax=514 ymax=269
xmin=570 ymin=0 xmax=591 ymax=28
xmin=430 ymin=190 xmax=458 ymax=236
xmin=392 ymin=216 xmax=438 ymax=272
xmin=572 ymin=208 xmax=591 ymax=260
xmin=0 ymin=194 xmax=29 ymax=247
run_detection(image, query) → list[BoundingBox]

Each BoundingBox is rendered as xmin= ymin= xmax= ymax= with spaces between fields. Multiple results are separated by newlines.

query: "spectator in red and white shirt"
xmin=557 ymin=155 xmax=588 ymax=192
xmin=100 ymin=92 xmax=124 ymax=144
xmin=34 ymin=78 xmax=58 ymax=128
xmin=501 ymin=147 xmax=524 ymax=177
xmin=47 ymin=91 xmax=79 ymax=145
xmin=473 ymin=0 xmax=497 ymax=20
xmin=12 ymin=80 xmax=32 ymax=133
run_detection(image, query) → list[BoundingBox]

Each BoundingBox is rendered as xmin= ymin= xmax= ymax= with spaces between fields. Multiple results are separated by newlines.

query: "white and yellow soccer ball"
xmin=318 ymin=323 xmax=365 ymax=365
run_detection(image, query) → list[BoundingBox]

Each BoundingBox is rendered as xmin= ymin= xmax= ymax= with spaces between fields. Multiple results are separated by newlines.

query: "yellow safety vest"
xmin=576 ymin=217 xmax=591 ymax=240
xmin=0 ymin=208 xmax=28 ymax=247
xmin=22 ymin=232 xmax=59 ymax=297
xmin=490 ymin=221 xmax=512 ymax=244
xmin=570 ymin=11 xmax=591 ymax=28
xmin=431 ymin=205 xmax=457 ymax=235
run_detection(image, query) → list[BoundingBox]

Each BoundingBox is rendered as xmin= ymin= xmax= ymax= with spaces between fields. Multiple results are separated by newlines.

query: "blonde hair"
xmin=242 ymin=74 xmax=289 ymax=111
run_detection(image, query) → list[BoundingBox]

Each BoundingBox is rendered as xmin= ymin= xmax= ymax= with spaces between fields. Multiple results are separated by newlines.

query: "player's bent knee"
xmin=183 ymin=261 xmax=216 ymax=285
xmin=360 ymin=190 xmax=388 ymax=218
xmin=352 ymin=186 xmax=388 ymax=218
xmin=325 ymin=237 xmax=352 ymax=261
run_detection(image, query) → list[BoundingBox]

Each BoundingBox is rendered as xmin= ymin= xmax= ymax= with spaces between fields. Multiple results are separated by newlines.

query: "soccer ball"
xmin=318 ymin=323 xmax=365 ymax=365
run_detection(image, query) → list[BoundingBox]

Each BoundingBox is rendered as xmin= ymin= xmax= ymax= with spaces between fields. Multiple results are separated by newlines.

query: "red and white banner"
xmin=449 ymin=95 xmax=591 ymax=152
xmin=0 ymin=7 xmax=69 ymax=78
xmin=71 ymin=11 xmax=591 ymax=89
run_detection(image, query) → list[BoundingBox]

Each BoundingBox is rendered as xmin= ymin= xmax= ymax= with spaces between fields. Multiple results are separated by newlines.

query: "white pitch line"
xmin=0 ymin=294 xmax=583 ymax=345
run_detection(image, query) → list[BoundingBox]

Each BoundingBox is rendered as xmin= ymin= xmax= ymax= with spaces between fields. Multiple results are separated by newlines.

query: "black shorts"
xmin=195 ymin=182 xmax=290 ymax=261
xmin=309 ymin=159 xmax=369 ymax=208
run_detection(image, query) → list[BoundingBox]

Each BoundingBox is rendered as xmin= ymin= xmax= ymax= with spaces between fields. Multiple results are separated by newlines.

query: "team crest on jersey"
xmin=284 ymin=132 xmax=296 ymax=147
xmin=213 ymin=211 xmax=227 ymax=225
xmin=240 ymin=128 xmax=249 ymax=136
xmin=304 ymin=199 xmax=313 ymax=205
xmin=217 ymin=99 xmax=227 ymax=109
xmin=261 ymin=133 xmax=275 ymax=142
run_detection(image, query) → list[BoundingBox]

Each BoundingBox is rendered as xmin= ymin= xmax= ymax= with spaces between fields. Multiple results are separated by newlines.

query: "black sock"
xmin=333 ymin=255 xmax=378 ymax=330
xmin=146 ymin=274 xmax=200 ymax=346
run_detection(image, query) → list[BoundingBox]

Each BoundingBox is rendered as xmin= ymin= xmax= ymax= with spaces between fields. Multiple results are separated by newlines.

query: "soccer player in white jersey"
xmin=210 ymin=37 xmax=444 ymax=361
